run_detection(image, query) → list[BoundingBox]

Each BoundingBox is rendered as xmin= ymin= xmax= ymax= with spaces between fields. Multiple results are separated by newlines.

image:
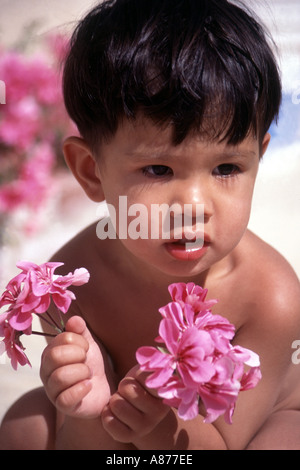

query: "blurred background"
xmin=0 ymin=0 xmax=299 ymax=426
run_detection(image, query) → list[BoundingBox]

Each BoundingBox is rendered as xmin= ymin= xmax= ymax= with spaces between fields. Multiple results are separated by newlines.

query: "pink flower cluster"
xmin=136 ymin=283 xmax=262 ymax=423
xmin=0 ymin=261 xmax=89 ymax=369
xmin=0 ymin=36 xmax=76 ymax=220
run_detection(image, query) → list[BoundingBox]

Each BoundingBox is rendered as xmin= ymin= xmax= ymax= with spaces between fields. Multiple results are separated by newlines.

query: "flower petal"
xmin=70 ymin=268 xmax=90 ymax=285
xmin=240 ymin=366 xmax=262 ymax=391
xmin=146 ymin=366 xmax=175 ymax=389
xmin=8 ymin=310 xmax=33 ymax=331
xmin=136 ymin=346 xmax=170 ymax=369
xmin=158 ymin=318 xmax=180 ymax=355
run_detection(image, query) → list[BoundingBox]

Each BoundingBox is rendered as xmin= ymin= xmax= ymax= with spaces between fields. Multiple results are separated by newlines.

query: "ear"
xmin=63 ymin=137 xmax=105 ymax=202
xmin=260 ymin=132 xmax=271 ymax=158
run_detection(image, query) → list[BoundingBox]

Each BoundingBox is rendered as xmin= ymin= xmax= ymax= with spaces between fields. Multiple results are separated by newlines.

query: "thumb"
xmin=65 ymin=316 xmax=95 ymax=346
xmin=127 ymin=365 xmax=160 ymax=399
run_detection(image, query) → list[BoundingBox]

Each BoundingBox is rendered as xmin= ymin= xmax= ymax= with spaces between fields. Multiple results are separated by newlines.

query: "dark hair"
xmin=63 ymin=0 xmax=282 ymax=150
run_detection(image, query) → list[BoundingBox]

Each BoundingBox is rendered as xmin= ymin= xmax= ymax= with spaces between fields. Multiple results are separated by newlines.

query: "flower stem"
xmin=31 ymin=330 xmax=57 ymax=338
xmin=44 ymin=310 xmax=64 ymax=333
xmin=56 ymin=307 xmax=66 ymax=332
xmin=37 ymin=314 xmax=56 ymax=330
xmin=36 ymin=311 xmax=63 ymax=334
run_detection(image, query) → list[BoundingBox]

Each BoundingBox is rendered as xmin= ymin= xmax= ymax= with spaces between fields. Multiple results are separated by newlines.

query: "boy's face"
xmin=93 ymin=117 xmax=269 ymax=279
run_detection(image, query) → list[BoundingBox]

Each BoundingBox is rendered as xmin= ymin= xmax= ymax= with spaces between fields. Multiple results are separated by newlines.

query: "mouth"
xmin=164 ymin=234 xmax=210 ymax=261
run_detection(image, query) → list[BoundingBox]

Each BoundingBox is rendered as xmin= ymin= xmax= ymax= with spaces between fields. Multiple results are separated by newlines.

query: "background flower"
xmin=0 ymin=32 xmax=77 ymax=234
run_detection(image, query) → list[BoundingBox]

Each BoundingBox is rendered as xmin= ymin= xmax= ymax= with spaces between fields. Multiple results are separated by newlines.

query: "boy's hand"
xmin=101 ymin=366 xmax=170 ymax=444
xmin=40 ymin=316 xmax=111 ymax=419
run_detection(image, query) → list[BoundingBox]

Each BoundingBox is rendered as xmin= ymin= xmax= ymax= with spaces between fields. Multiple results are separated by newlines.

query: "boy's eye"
xmin=142 ymin=165 xmax=173 ymax=177
xmin=213 ymin=164 xmax=240 ymax=178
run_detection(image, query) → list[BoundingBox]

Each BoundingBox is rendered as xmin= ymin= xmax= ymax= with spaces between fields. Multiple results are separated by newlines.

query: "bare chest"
xmin=78 ymin=283 xmax=169 ymax=378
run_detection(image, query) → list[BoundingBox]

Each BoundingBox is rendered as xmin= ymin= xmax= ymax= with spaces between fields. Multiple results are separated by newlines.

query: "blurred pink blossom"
xmin=0 ymin=35 xmax=76 ymax=229
xmin=0 ymin=142 xmax=55 ymax=212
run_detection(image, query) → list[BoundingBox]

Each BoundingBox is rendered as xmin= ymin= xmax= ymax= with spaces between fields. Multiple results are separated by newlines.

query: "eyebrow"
xmin=219 ymin=149 xmax=257 ymax=158
xmin=124 ymin=149 xmax=171 ymax=160
xmin=125 ymin=148 xmax=257 ymax=161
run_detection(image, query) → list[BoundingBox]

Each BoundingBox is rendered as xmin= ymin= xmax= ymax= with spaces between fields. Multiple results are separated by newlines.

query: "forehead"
xmin=99 ymin=116 xmax=259 ymax=161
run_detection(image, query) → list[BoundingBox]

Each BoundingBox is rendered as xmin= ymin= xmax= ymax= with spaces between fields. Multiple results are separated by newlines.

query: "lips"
xmin=164 ymin=234 xmax=210 ymax=261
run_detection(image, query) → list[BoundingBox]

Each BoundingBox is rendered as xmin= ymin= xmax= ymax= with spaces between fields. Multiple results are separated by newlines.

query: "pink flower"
xmin=136 ymin=282 xmax=262 ymax=423
xmin=0 ymin=261 xmax=90 ymax=369
xmin=199 ymin=347 xmax=262 ymax=424
xmin=167 ymin=282 xmax=218 ymax=314
xmin=158 ymin=302 xmax=196 ymax=333
xmin=0 ymin=40 xmax=77 ymax=226
xmin=0 ymin=272 xmax=27 ymax=308
xmin=137 ymin=318 xmax=216 ymax=392
xmin=201 ymin=353 xmax=244 ymax=423
xmin=0 ymin=321 xmax=31 ymax=370
xmin=240 ymin=366 xmax=262 ymax=391
xmin=159 ymin=301 xmax=235 ymax=351
xmin=16 ymin=261 xmax=90 ymax=315
xmin=0 ymin=271 xmax=39 ymax=331
xmin=158 ymin=377 xmax=200 ymax=421
xmin=0 ymin=142 xmax=55 ymax=213
xmin=195 ymin=312 xmax=236 ymax=354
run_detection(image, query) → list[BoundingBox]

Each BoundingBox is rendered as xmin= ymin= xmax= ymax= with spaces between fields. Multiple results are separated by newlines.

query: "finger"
xmin=44 ymin=329 xmax=89 ymax=353
xmin=118 ymin=376 xmax=167 ymax=415
xmin=41 ymin=344 xmax=88 ymax=381
xmin=101 ymin=404 xmax=134 ymax=443
xmin=55 ymin=379 xmax=92 ymax=415
xmin=125 ymin=365 xmax=160 ymax=398
xmin=134 ymin=368 xmax=160 ymax=398
xmin=65 ymin=316 xmax=96 ymax=347
xmin=47 ymin=363 xmax=91 ymax=401
xmin=108 ymin=391 xmax=143 ymax=430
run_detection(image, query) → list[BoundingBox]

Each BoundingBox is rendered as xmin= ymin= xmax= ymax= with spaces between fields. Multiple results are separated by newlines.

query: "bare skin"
xmin=1 ymin=118 xmax=300 ymax=450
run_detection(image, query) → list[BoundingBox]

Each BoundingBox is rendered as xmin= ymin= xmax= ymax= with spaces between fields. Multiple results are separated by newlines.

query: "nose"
xmin=170 ymin=176 xmax=213 ymax=222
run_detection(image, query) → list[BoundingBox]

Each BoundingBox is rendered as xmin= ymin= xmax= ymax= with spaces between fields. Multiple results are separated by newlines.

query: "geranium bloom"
xmin=199 ymin=348 xmax=261 ymax=424
xmin=137 ymin=319 xmax=215 ymax=389
xmin=159 ymin=301 xmax=235 ymax=350
xmin=167 ymin=282 xmax=218 ymax=314
xmin=158 ymin=377 xmax=200 ymax=421
xmin=0 ymin=261 xmax=90 ymax=369
xmin=0 ymin=271 xmax=38 ymax=331
xmin=16 ymin=261 xmax=90 ymax=316
xmin=136 ymin=282 xmax=262 ymax=423
xmin=0 ymin=320 xmax=31 ymax=370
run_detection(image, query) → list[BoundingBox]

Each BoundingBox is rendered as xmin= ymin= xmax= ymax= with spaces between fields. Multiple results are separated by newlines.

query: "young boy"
xmin=1 ymin=0 xmax=300 ymax=450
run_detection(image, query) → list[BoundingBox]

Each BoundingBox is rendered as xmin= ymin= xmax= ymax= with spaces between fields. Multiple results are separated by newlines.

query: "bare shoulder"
xmin=49 ymin=222 xmax=100 ymax=271
xmin=49 ymin=222 xmax=119 ymax=279
xmin=45 ymin=222 xmax=122 ymax=339
xmin=41 ymin=222 xmax=107 ymax=330
xmin=48 ymin=222 xmax=110 ymax=304
xmin=239 ymin=230 xmax=300 ymax=335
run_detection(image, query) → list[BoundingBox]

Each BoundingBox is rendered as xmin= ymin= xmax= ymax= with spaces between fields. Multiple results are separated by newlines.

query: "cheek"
xmin=231 ymin=197 xmax=252 ymax=223
xmin=215 ymin=193 xmax=253 ymax=240
xmin=106 ymin=194 xmax=156 ymax=241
